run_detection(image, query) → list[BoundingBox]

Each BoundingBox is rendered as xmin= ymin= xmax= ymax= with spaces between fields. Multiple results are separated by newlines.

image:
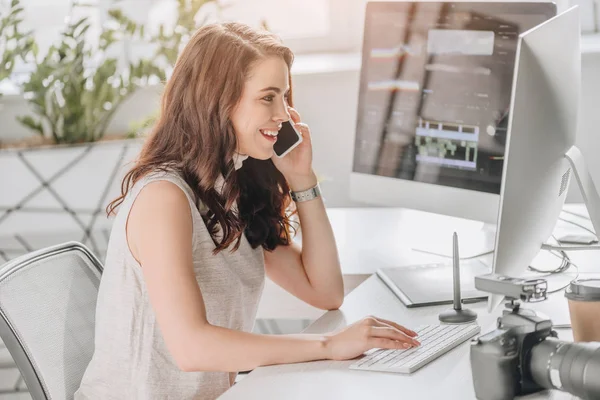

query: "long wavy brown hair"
xmin=107 ymin=22 xmax=297 ymax=253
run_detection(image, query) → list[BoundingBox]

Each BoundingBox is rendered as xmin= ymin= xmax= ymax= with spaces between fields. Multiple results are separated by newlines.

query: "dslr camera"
xmin=470 ymin=274 xmax=600 ymax=400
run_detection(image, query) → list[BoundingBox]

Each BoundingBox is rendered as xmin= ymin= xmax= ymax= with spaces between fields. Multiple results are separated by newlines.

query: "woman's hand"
xmin=271 ymin=107 xmax=315 ymax=189
xmin=324 ymin=316 xmax=420 ymax=361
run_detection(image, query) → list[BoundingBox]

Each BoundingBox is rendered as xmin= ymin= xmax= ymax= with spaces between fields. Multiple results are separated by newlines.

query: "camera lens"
xmin=529 ymin=338 xmax=600 ymax=400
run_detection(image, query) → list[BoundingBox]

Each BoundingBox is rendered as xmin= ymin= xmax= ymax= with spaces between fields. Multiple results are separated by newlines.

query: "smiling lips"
xmin=260 ymin=129 xmax=278 ymax=142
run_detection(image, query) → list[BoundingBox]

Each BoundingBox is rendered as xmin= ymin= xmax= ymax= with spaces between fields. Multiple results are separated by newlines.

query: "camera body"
xmin=471 ymin=274 xmax=600 ymax=400
xmin=470 ymin=304 xmax=557 ymax=400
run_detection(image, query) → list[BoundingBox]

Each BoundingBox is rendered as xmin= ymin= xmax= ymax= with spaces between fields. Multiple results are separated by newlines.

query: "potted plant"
xmin=111 ymin=0 xmax=221 ymax=136
xmin=0 ymin=0 xmax=35 ymax=95
xmin=0 ymin=0 xmax=217 ymax=261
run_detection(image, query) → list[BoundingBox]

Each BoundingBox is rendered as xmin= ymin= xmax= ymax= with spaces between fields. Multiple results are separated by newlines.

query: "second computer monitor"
xmin=489 ymin=6 xmax=581 ymax=310
xmin=350 ymin=2 xmax=556 ymax=223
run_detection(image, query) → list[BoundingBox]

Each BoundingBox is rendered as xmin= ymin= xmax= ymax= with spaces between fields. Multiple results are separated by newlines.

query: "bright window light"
xmin=220 ymin=0 xmax=330 ymax=39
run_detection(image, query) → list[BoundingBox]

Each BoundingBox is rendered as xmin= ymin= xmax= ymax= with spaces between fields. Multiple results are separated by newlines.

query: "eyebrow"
xmin=260 ymin=86 xmax=290 ymax=93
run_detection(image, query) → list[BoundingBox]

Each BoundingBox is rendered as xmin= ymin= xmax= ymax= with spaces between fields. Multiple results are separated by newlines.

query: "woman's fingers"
xmin=370 ymin=326 xmax=419 ymax=346
xmin=288 ymin=107 xmax=301 ymax=124
xmin=372 ymin=317 xmax=418 ymax=338
xmin=364 ymin=316 xmax=418 ymax=339
xmin=293 ymin=122 xmax=310 ymax=138
xmin=369 ymin=337 xmax=412 ymax=350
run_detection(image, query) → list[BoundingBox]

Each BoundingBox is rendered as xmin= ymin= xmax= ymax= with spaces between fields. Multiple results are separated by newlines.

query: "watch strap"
xmin=290 ymin=183 xmax=321 ymax=202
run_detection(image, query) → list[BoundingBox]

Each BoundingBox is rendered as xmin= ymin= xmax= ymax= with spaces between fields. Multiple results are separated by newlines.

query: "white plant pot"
xmin=0 ymin=138 xmax=143 ymax=262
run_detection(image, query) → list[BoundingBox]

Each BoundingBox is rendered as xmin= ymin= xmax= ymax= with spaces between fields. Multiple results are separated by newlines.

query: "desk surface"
xmin=222 ymin=205 xmax=598 ymax=400
xmin=223 ymin=275 xmax=595 ymax=400
xmin=323 ymin=204 xmax=592 ymax=275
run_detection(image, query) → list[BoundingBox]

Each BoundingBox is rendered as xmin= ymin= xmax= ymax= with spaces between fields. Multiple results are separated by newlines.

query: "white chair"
xmin=0 ymin=242 xmax=103 ymax=399
xmin=0 ymin=341 xmax=25 ymax=395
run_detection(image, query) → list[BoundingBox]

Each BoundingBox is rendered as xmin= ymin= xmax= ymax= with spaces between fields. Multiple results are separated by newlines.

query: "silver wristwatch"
xmin=290 ymin=183 xmax=321 ymax=202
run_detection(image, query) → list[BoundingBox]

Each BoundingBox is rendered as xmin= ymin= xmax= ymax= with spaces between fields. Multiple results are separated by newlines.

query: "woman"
xmin=75 ymin=22 xmax=419 ymax=400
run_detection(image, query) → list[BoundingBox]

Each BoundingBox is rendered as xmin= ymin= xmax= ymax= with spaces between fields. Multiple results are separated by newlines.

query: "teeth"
xmin=261 ymin=130 xmax=278 ymax=137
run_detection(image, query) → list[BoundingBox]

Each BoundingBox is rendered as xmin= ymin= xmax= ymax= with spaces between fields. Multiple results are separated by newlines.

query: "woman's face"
xmin=230 ymin=56 xmax=291 ymax=160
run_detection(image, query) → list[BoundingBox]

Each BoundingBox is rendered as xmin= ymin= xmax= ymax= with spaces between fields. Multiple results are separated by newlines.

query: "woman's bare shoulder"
xmin=127 ymin=180 xmax=194 ymax=263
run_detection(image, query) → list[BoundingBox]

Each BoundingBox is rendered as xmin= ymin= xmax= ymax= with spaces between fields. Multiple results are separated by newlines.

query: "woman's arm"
xmin=127 ymin=181 xmax=418 ymax=372
xmin=264 ymin=171 xmax=344 ymax=310
xmin=266 ymin=106 xmax=344 ymax=310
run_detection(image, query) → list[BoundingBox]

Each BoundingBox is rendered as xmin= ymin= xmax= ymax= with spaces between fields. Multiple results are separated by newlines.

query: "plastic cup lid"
xmin=565 ymin=279 xmax=600 ymax=301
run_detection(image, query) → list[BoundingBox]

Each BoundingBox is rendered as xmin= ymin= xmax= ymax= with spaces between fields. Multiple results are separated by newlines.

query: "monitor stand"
xmin=412 ymin=145 xmax=600 ymax=259
xmin=565 ymin=145 xmax=600 ymax=238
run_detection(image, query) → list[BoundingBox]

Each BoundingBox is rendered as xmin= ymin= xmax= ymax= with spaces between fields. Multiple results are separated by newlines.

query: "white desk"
xmin=222 ymin=205 xmax=599 ymax=400
xmin=324 ymin=204 xmax=593 ymax=275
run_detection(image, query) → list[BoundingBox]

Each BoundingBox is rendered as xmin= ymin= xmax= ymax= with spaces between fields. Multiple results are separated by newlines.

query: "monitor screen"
xmin=353 ymin=2 xmax=556 ymax=195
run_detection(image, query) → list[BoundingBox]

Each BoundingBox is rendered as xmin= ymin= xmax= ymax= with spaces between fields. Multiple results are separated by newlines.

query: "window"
xmin=16 ymin=0 xmax=104 ymax=57
xmin=220 ymin=0 xmax=360 ymax=53
xmin=221 ymin=0 xmax=330 ymax=39
xmin=5 ymin=0 xmax=600 ymax=77
xmin=577 ymin=0 xmax=600 ymax=32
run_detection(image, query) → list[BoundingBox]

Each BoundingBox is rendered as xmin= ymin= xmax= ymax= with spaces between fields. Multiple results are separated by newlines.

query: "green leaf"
xmin=8 ymin=0 xmax=218 ymax=141
xmin=17 ymin=115 xmax=45 ymax=136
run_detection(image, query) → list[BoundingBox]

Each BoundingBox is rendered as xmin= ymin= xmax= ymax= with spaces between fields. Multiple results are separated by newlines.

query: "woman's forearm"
xmin=288 ymin=171 xmax=344 ymax=307
xmin=182 ymin=324 xmax=329 ymax=372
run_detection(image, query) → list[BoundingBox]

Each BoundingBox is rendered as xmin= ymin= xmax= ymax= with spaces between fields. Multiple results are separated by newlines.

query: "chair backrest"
xmin=0 ymin=242 xmax=103 ymax=400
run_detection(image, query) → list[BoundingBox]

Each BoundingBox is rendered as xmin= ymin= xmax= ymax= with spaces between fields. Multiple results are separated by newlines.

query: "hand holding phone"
xmin=273 ymin=120 xmax=303 ymax=158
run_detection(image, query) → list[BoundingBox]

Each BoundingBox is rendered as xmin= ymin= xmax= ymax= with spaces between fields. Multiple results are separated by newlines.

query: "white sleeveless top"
xmin=75 ymin=169 xmax=265 ymax=400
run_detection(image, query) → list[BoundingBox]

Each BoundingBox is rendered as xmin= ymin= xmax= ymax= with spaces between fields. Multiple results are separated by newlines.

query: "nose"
xmin=272 ymin=99 xmax=290 ymax=123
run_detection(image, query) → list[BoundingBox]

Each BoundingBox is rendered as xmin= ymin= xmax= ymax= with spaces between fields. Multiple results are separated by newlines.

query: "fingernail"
xmin=413 ymin=340 xmax=420 ymax=346
xmin=403 ymin=343 xmax=411 ymax=348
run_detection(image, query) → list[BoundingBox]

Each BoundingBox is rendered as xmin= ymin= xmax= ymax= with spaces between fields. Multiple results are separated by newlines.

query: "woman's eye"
xmin=263 ymin=95 xmax=274 ymax=102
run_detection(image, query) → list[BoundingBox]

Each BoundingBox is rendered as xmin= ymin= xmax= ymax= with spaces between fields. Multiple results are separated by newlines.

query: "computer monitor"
xmin=351 ymin=2 xmax=557 ymax=224
xmin=488 ymin=6 xmax=600 ymax=310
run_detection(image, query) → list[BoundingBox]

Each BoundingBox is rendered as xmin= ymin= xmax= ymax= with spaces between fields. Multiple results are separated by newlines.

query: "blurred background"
xmin=0 ymin=0 xmax=599 ymax=397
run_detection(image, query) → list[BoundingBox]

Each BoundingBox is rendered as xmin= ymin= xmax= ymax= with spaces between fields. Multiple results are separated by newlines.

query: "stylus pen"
xmin=453 ymin=232 xmax=462 ymax=311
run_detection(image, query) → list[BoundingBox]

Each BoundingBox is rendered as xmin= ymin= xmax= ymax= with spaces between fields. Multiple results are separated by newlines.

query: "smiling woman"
xmin=229 ymin=57 xmax=291 ymax=160
xmin=72 ymin=20 xmax=418 ymax=400
xmin=108 ymin=22 xmax=297 ymax=252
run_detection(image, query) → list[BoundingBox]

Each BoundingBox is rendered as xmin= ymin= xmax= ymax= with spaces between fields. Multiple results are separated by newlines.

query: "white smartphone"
xmin=273 ymin=120 xmax=303 ymax=158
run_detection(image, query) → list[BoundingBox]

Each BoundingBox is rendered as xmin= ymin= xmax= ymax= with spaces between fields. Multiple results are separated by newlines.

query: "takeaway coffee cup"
xmin=565 ymin=279 xmax=600 ymax=342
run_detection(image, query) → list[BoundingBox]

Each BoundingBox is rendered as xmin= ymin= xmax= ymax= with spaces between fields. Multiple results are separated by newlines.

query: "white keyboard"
xmin=349 ymin=323 xmax=480 ymax=374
